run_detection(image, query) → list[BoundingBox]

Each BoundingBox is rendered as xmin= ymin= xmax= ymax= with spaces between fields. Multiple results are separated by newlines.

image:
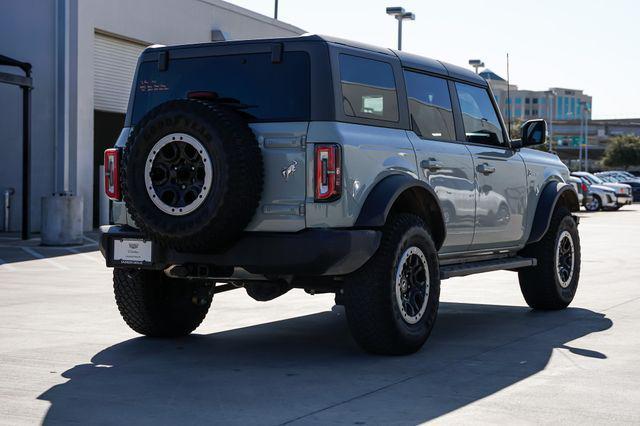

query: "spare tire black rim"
xmin=144 ymin=133 xmax=212 ymax=216
xmin=395 ymin=246 xmax=430 ymax=324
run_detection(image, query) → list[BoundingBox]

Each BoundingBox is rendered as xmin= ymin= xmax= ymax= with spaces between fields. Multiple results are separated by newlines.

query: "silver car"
xmin=99 ymin=35 xmax=582 ymax=355
xmin=573 ymin=171 xmax=632 ymax=209
xmin=571 ymin=173 xmax=618 ymax=211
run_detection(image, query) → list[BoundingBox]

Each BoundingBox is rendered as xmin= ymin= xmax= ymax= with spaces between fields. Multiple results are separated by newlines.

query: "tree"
xmin=602 ymin=135 xmax=640 ymax=170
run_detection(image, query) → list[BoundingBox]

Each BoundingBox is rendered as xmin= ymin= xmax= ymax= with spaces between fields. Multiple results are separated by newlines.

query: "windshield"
xmin=583 ymin=173 xmax=603 ymax=184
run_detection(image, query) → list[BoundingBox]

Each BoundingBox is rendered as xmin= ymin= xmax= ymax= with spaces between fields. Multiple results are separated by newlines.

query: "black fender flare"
xmin=354 ymin=174 xmax=446 ymax=250
xmin=527 ymin=181 xmax=580 ymax=244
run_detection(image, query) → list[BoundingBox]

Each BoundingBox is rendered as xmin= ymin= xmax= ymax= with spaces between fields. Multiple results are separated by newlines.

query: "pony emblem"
xmin=281 ymin=160 xmax=298 ymax=181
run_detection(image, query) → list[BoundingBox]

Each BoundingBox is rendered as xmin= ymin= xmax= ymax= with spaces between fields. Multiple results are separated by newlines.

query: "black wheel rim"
xmin=395 ymin=246 xmax=430 ymax=324
xmin=144 ymin=133 xmax=212 ymax=216
xmin=555 ymin=230 xmax=575 ymax=288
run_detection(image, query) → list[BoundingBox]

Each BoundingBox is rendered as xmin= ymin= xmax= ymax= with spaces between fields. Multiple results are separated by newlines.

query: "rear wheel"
xmin=343 ymin=214 xmax=440 ymax=355
xmin=518 ymin=207 xmax=580 ymax=310
xmin=113 ymin=268 xmax=213 ymax=337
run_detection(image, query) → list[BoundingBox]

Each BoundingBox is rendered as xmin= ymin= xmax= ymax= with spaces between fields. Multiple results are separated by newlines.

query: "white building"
xmin=0 ymin=0 xmax=303 ymax=233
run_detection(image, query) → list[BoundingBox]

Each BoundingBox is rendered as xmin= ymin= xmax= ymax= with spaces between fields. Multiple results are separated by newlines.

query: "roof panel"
xmin=393 ymin=50 xmax=447 ymax=75
xmin=440 ymin=61 xmax=487 ymax=86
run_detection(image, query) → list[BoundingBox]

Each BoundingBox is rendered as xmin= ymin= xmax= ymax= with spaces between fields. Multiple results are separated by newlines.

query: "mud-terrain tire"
xmin=121 ymin=100 xmax=263 ymax=251
xmin=343 ymin=214 xmax=440 ymax=355
xmin=518 ymin=207 xmax=580 ymax=310
xmin=113 ymin=268 xmax=212 ymax=337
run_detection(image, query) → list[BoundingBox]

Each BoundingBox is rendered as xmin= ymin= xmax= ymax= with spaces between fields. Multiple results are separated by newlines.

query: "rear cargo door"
xmin=245 ymin=123 xmax=308 ymax=232
xmin=128 ymin=46 xmax=313 ymax=232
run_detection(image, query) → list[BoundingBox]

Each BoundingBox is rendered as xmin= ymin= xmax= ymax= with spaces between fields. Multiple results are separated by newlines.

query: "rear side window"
xmin=131 ymin=52 xmax=310 ymax=124
xmin=455 ymin=82 xmax=505 ymax=145
xmin=339 ymin=54 xmax=398 ymax=122
xmin=404 ymin=71 xmax=455 ymax=140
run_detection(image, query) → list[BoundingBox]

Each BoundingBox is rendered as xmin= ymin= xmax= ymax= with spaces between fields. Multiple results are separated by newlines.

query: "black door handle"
xmin=420 ymin=158 xmax=443 ymax=172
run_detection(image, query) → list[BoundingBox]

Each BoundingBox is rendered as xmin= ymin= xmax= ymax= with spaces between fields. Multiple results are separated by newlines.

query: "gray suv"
xmin=100 ymin=35 xmax=581 ymax=355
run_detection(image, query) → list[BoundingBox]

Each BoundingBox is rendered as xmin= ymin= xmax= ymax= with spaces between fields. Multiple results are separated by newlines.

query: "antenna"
xmin=506 ymin=53 xmax=511 ymax=138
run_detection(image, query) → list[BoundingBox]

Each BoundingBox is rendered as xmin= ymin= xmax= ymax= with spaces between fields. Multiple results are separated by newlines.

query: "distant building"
xmin=551 ymin=118 xmax=640 ymax=169
xmin=480 ymin=70 xmax=592 ymax=124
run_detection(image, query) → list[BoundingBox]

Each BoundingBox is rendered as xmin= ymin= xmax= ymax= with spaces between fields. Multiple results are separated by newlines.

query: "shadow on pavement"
xmin=0 ymin=232 xmax=99 ymax=264
xmin=38 ymin=302 xmax=612 ymax=425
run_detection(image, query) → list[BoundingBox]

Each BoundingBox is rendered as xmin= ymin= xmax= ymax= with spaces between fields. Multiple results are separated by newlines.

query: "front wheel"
xmin=343 ymin=214 xmax=440 ymax=355
xmin=113 ymin=268 xmax=213 ymax=337
xmin=584 ymin=195 xmax=601 ymax=211
xmin=518 ymin=207 xmax=580 ymax=310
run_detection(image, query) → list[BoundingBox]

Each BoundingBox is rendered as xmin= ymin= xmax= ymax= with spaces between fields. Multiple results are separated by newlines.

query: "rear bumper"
xmin=99 ymin=225 xmax=381 ymax=277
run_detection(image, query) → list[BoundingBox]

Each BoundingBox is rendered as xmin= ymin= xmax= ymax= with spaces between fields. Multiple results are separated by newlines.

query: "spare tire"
xmin=121 ymin=100 xmax=263 ymax=251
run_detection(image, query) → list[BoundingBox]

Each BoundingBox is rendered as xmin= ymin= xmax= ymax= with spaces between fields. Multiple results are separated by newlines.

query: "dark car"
xmin=596 ymin=171 xmax=640 ymax=202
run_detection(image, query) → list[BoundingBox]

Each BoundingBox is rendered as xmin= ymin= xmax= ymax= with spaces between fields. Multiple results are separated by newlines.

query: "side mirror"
xmin=520 ymin=119 xmax=547 ymax=147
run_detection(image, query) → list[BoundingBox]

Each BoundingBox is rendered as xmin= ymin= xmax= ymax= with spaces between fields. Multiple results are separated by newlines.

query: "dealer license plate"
xmin=113 ymin=239 xmax=152 ymax=265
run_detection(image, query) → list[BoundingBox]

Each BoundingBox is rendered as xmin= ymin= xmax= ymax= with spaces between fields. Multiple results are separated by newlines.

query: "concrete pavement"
xmin=0 ymin=206 xmax=639 ymax=425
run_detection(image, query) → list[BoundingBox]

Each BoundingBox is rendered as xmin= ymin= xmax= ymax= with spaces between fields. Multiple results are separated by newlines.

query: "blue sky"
xmin=230 ymin=0 xmax=639 ymax=119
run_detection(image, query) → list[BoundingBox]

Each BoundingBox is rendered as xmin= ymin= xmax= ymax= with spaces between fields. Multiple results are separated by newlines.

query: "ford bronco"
xmin=100 ymin=35 xmax=581 ymax=355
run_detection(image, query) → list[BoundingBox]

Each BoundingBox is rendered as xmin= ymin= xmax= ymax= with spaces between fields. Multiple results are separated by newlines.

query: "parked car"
xmin=596 ymin=171 xmax=640 ymax=201
xmin=569 ymin=176 xmax=590 ymax=205
xmin=572 ymin=171 xmax=632 ymax=209
xmin=99 ymin=35 xmax=582 ymax=355
xmin=571 ymin=173 xmax=619 ymax=211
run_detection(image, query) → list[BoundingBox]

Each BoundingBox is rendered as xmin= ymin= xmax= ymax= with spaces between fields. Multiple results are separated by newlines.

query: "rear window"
xmin=339 ymin=54 xmax=398 ymax=122
xmin=130 ymin=51 xmax=310 ymax=124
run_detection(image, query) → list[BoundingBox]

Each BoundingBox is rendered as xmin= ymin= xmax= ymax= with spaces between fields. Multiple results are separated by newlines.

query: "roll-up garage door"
xmin=94 ymin=32 xmax=148 ymax=113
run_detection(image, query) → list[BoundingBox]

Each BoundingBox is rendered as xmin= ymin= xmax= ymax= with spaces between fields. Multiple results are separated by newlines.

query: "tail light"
xmin=581 ymin=183 xmax=588 ymax=193
xmin=315 ymin=144 xmax=342 ymax=202
xmin=104 ymin=148 xmax=121 ymax=200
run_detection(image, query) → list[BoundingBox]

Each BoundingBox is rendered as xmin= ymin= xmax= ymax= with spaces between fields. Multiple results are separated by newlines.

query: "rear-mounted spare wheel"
xmin=121 ymin=100 xmax=263 ymax=251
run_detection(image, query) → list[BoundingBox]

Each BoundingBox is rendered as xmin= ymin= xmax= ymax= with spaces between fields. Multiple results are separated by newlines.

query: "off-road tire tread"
xmin=121 ymin=100 xmax=263 ymax=251
xmin=113 ymin=268 xmax=212 ymax=337
xmin=344 ymin=214 xmax=440 ymax=355
xmin=518 ymin=206 xmax=580 ymax=310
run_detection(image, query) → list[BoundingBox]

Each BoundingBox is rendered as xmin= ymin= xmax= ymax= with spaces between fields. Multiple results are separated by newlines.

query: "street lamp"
xmin=468 ymin=59 xmax=485 ymax=74
xmin=581 ymin=101 xmax=591 ymax=172
xmin=548 ymin=89 xmax=558 ymax=149
xmin=386 ymin=7 xmax=415 ymax=50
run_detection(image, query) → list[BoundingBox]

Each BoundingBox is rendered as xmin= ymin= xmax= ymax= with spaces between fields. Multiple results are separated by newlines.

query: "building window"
xmin=339 ymin=54 xmax=398 ymax=122
xmin=515 ymin=98 xmax=522 ymax=104
xmin=525 ymin=109 xmax=530 ymax=115
xmin=515 ymin=108 xmax=522 ymax=117
xmin=557 ymin=97 xmax=563 ymax=119
xmin=525 ymin=98 xmax=530 ymax=104
xmin=532 ymin=98 xmax=539 ymax=104
xmin=404 ymin=71 xmax=455 ymax=140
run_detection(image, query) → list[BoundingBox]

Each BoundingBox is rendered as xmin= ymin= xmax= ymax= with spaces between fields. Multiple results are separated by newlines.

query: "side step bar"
xmin=440 ymin=256 xmax=536 ymax=280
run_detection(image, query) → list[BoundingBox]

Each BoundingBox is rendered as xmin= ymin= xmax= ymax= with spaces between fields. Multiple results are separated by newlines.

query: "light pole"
xmin=583 ymin=102 xmax=591 ymax=172
xmin=274 ymin=0 xmax=278 ymax=19
xmin=548 ymin=89 xmax=557 ymax=151
xmin=386 ymin=7 xmax=415 ymax=50
xmin=469 ymin=59 xmax=485 ymax=74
